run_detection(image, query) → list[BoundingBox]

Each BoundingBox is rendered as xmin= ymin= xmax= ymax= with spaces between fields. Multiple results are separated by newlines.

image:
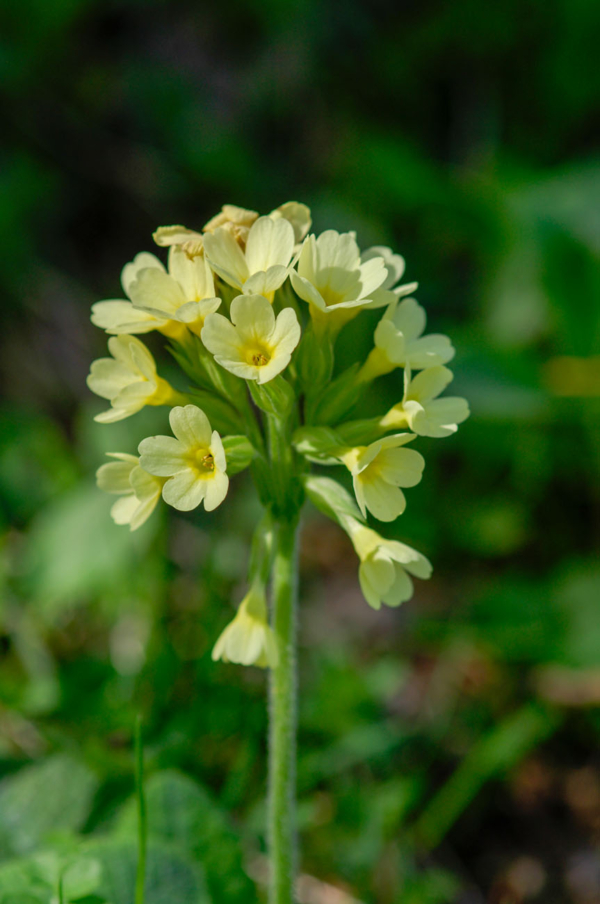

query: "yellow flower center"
xmin=190 ymin=447 xmax=215 ymax=473
xmin=247 ymin=347 xmax=271 ymax=367
xmin=319 ymin=286 xmax=346 ymax=308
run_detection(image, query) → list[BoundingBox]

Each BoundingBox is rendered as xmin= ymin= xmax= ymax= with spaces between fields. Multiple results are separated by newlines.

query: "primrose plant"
xmin=88 ymin=201 xmax=469 ymax=903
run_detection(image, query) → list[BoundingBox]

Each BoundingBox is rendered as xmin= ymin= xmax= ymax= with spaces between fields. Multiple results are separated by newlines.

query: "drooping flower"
xmin=290 ymin=230 xmax=387 ymax=331
xmin=203 ymin=215 xmax=295 ymax=299
xmin=341 ymin=515 xmax=432 ymax=609
xmin=380 ymin=366 xmax=470 ymax=437
xmin=212 ymin=581 xmax=278 ymax=668
xmin=138 ymin=405 xmax=229 ymax=512
xmin=201 ymin=294 xmax=301 ymax=384
xmin=339 ymin=433 xmax=425 ymax=522
xmin=360 ymin=245 xmax=418 ymax=308
xmin=91 ymin=246 xmax=220 ymax=339
xmin=87 ymin=335 xmax=185 ymax=423
xmin=358 ymin=297 xmax=455 ymax=382
xmin=96 ymin=453 xmax=163 ymax=530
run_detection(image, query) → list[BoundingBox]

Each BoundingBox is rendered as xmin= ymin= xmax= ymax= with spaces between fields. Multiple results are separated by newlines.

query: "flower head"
xmin=359 ymin=297 xmax=455 ymax=382
xmin=203 ymin=215 xmax=295 ymax=299
xmin=212 ymin=582 xmax=278 ymax=668
xmin=339 ymin=433 xmax=425 ymax=522
xmin=138 ymin=405 xmax=228 ymax=512
xmin=96 ymin=453 xmax=163 ymax=530
xmin=201 ymin=294 xmax=301 ymax=384
xmin=290 ymin=230 xmax=387 ymax=332
xmin=91 ymin=246 xmax=220 ymax=339
xmin=360 ymin=245 xmax=418 ymax=309
xmin=381 ymin=366 xmax=470 ymax=437
xmin=87 ymin=335 xmax=181 ymax=423
xmin=342 ymin=516 xmax=432 ymax=609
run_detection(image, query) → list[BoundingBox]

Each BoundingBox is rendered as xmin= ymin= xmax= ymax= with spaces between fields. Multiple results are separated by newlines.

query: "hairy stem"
xmin=268 ymin=517 xmax=299 ymax=904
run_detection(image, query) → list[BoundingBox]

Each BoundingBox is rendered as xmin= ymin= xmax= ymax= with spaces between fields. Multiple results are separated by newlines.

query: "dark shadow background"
xmin=0 ymin=1 xmax=599 ymax=902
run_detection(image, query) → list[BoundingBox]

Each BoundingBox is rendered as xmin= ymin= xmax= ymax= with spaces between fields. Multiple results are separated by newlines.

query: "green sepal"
xmin=222 ymin=435 xmax=256 ymax=475
xmin=335 ymin=417 xmax=385 ymax=446
xmin=303 ymin=474 xmax=365 ymax=525
xmin=249 ymin=376 xmax=295 ymax=417
xmin=311 ymin=363 xmax=364 ymax=425
xmin=185 ymin=389 xmax=244 ymax=436
xmin=248 ymin=511 xmax=274 ymax=585
xmin=292 ymin=426 xmax=345 ymax=464
xmin=295 ymin=323 xmax=334 ymax=394
xmin=168 ymin=336 xmax=246 ymax=406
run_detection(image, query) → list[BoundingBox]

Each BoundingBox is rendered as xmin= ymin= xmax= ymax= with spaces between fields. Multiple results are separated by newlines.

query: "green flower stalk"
xmin=87 ymin=200 xmax=469 ymax=903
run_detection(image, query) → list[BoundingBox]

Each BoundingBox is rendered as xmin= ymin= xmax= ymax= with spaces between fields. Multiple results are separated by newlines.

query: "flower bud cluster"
xmin=88 ymin=201 xmax=469 ymax=666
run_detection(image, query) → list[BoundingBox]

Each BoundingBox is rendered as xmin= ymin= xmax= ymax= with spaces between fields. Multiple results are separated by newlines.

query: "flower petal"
xmin=203 ymin=470 xmax=229 ymax=511
xmin=169 ymin=405 xmax=212 ymax=448
xmin=407 ymin=366 xmax=454 ymax=403
xmin=245 ymin=216 xmax=294 ymax=273
xmin=91 ymin=300 xmax=162 ymax=334
xmin=128 ymin=268 xmax=187 ymax=316
xmin=162 ymin=469 xmax=206 ymax=511
xmin=203 ymin=228 xmax=249 ymax=289
xmin=392 ymin=298 xmax=426 ymax=342
xmin=230 ymin=294 xmax=275 ymax=343
xmin=121 ymin=252 xmax=165 ymax=296
xmin=138 ymin=435 xmax=187 ymax=476
xmin=361 ymin=478 xmax=406 ymax=521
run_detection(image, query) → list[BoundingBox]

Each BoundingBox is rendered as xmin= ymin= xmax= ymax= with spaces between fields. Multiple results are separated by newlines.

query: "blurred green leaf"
xmin=0 ymin=755 xmax=98 ymax=860
xmin=115 ymin=771 xmax=257 ymax=904
xmin=414 ymin=703 xmax=561 ymax=849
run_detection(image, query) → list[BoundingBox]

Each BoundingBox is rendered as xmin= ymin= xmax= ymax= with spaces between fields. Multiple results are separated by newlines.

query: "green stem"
xmin=268 ymin=517 xmax=299 ymax=904
xmin=135 ymin=715 xmax=147 ymax=904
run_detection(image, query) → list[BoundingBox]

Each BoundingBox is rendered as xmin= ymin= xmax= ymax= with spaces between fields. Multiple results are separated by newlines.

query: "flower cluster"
xmin=88 ymin=201 xmax=468 ymax=666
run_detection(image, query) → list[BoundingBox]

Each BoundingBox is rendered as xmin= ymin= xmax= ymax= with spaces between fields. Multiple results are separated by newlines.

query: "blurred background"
xmin=0 ymin=0 xmax=599 ymax=902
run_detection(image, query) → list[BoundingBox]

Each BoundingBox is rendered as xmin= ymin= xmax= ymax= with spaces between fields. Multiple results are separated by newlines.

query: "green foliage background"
xmin=0 ymin=0 xmax=599 ymax=901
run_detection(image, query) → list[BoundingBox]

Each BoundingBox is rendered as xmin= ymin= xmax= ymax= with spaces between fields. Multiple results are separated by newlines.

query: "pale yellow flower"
xmin=138 ymin=405 xmax=228 ymax=512
xmin=380 ymin=366 xmax=470 ymax=437
xmin=269 ymin=201 xmax=312 ymax=245
xmin=290 ymin=230 xmax=387 ymax=332
xmin=91 ymin=246 xmax=220 ymax=339
xmin=212 ymin=582 xmax=278 ymax=668
xmin=341 ymin=515 xmax=432 ymax=609
xmin=358 ymin=297 xmax=455 ymax=382
xmin=203 ymin=215 xmax=295 ymax=299
xmin=87 ymin=335 xmax=184 ymax=423
xmin=339 ymin=434 xmax=424 ymax=522
xmin=201 ymin=294 xmax=301 ymax=384
xmin=360 ymin=245 xmax=418 ymax=308
xmin=96 ymin=453 xmax=163 ymax=531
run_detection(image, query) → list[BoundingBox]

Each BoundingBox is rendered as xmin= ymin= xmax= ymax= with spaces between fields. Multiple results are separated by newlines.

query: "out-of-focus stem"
xmin=268 ymin=517 xmax=299 ymax=904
